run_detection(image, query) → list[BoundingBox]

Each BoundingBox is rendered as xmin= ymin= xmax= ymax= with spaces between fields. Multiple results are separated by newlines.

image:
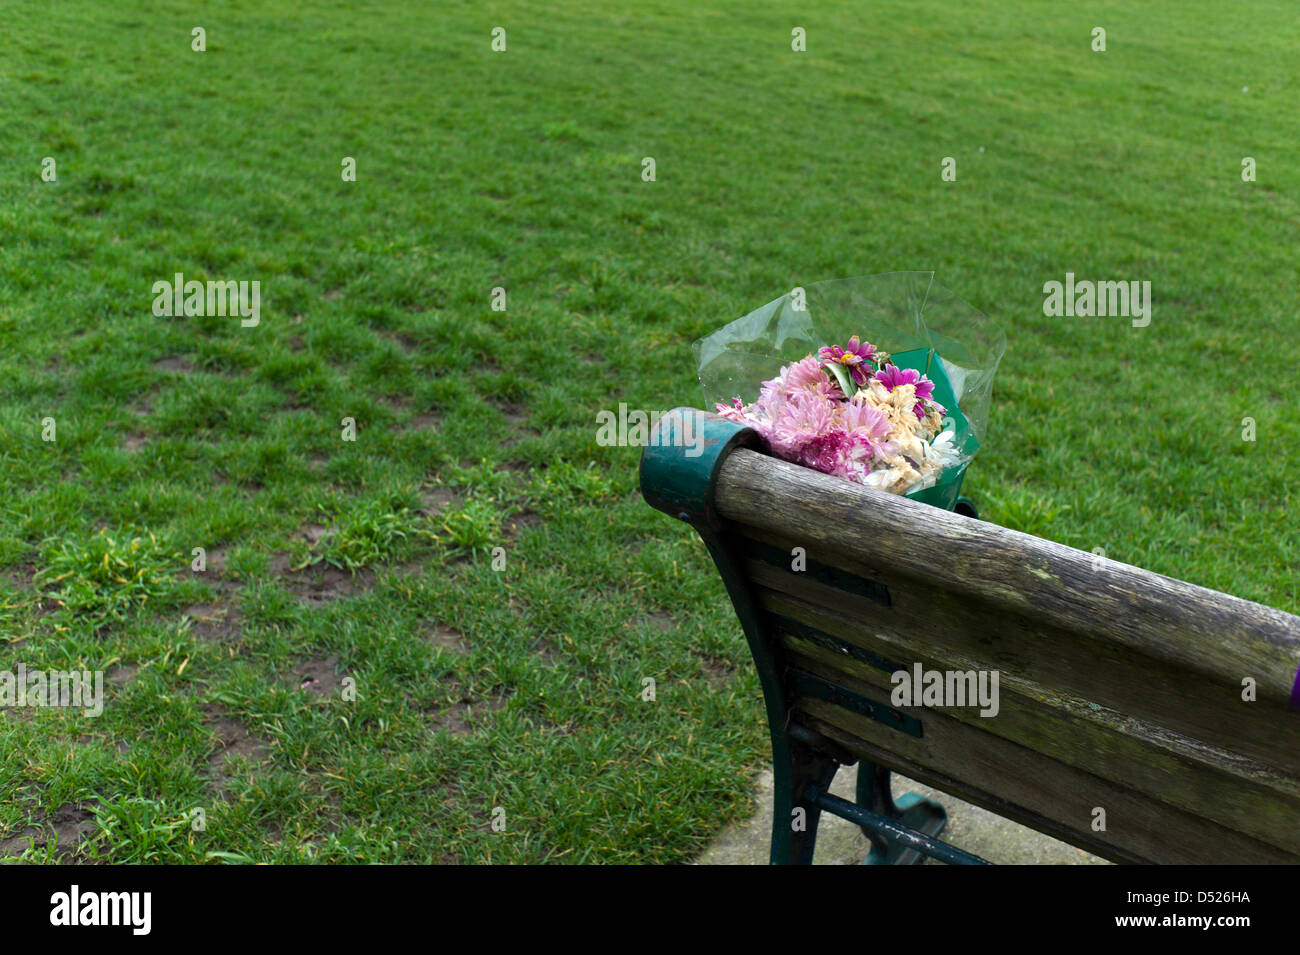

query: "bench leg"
xmin=855 ymin=762 xmax=949 ymax=865
xmin=769 ymin=736 xmax=840 ymax=865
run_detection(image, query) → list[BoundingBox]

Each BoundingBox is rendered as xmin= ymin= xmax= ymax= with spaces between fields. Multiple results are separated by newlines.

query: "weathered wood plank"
xmin=780 ymin=630 xmax=1300 ymax=853
xmin=795 ymin=698 xmax=1300 ymax=864
xmin=734 ymin=530 xmax=1300 ymax=775
xmin=714 ymin=448 xmax=1300 ymax=704
xmin=799 ymin=707 xmax=1150 ymax=863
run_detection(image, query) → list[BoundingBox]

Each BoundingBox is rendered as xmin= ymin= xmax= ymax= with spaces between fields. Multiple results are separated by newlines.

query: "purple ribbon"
xmin=1292 ymin=661 xmax=1300 ymax=709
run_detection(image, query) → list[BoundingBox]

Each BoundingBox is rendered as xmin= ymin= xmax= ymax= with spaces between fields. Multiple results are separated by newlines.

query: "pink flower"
xmin=795 ymin=430 xmax=853 ymax=474
xmin=758 ymin=389 xmax=835 ymax=459
xmin=784 ymin=355 xmax=842 ymax=398
xmin=714 ymin=397 xmax=746 ymax=421
xmin=842 ymin=398 xmax=891 ymax=441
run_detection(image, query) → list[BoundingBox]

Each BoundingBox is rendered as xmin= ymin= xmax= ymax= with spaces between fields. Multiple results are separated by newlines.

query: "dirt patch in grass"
xmin=493 ymin=402 xmax=538 ymax=450
xmin=183 ymin=602 xmax=242 ymax=641
xmin=645 ymin=611 xmax=676 ymax=632
xmin=420 ymin=486 xmax=460 ymax=515
xmin=272 ymin=554 xmax=373 ymax=606
xmin=297 ymin=523 xmax=332 ymax=546
xmin=183 ymin=547 xmax=240 ymax=603
xmin=199 ymin=546 xmax=230 ymax=577
xmin=0 ymin=803 xmax=98 ymax=860
xmin=533 ymin=636 xmax=561 ymax=667
xmin=409 ymin=412 xmax=442 ymax=431
xmin=697 ymin=655 xmax=736 ymax=690
xmin=123 ymin=432 xmax=148 ymax=453
xmin=383 ymin=331 xmax=425 ymax=352
xmin=492 ymin=400 xmax=530 ymax=429
xmin=205 ymin=704 xmax=271 ymax=787
xmin=504 ymin=509 xmax=542 ymax=538
xmin=427 ymin=681 xmax=510 ymax=736
xmin=289 ymin=655 xmax=345 ymax=697
xmin=153 ymin=355 xmax=194 ymax=373
xmin=2 ymin=562 xmax=36 ymax=590
xmin=107 ymin=664 xmax=138 ymax=686
xmin=427 ymin=625 xmax=469 ymax=655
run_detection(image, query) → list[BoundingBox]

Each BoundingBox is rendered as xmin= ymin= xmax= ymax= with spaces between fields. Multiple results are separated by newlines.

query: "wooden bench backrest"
xmin=644 ymin=409 xmax=1300 ymax=864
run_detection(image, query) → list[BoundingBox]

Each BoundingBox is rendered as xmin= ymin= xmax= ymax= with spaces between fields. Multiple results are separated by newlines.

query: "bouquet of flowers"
xmin=712 ymin=337 xmax=959 ymax=495
xmin=693 ymin=273 xmax=1005 ymax=509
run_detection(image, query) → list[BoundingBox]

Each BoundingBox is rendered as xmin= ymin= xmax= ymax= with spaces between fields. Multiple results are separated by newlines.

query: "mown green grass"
xmin=0 ymin=0 xmax=1296 ymax=862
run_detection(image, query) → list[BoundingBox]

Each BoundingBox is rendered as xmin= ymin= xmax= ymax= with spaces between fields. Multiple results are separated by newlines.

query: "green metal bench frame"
xmin=640 ymin=407 xmax=986 ymax=864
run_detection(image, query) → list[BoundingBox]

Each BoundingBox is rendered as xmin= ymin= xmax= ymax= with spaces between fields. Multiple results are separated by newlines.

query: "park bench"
xmin=640 ymin=407 xmax=1300 ymax=864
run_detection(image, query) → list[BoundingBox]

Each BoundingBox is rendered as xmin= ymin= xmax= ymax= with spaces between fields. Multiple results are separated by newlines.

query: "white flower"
xmin=924 ymin=430 xmax=961 ymax=467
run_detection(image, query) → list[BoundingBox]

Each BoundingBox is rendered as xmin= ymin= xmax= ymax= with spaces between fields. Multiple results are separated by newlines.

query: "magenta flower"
xmin=873 ymin=363 xmax=920 ymax=392
xmin=819 ymin=336 xmax=879 ymax=385
xmin=916 ymin=397 xmax=947 ymax=420
xmin=874 ymin=363 xmax=946 ymax=420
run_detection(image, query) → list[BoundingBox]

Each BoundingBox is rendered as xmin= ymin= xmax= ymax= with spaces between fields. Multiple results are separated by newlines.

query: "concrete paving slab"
xmin=698 ymin=764 xmax=1109 ymax=865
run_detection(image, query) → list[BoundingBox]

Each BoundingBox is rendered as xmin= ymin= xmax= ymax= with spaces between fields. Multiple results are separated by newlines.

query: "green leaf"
xmin=824 ymin=361 xmax=856 ymax=398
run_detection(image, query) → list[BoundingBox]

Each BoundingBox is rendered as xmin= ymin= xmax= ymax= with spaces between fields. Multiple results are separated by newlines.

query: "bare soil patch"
xmin=697 ymin=655 xmax=736 ymax=690
xmin=205 ymin=703 xmax=271 ymax=788
xmin=420 ymin=486 xmax=459 ymax=515
xmin=272 ymin=553 xmax=373 ymax=606
xmin=504 ymin=509 xmax=542 ymax=538
xmin=427 ymin=625 xmax=469 ymax=655
xmin=645 ymin=611 xmax=676 ymax=633
xmin=533 ymin=636 xmax=561 ymax=667
xmin=183 ymin=602 xmax=242 ymax=641
xmin=153 ymin=355 xmax=195 ymax=373
xmin=289 ymin=655 xmax=345 ymax=697
xmin=427 ymin=680 xmax=510 ymax=736
xmin=409 ymin=412 xmax=442 ymax=431
xmin=2 ymin=562 xmax=36 ymax=590
xmin=107 ymin=664 xmax=138 ymax=687
xmin=493 ymin=401 xmax=530 ymax=429
xmin=0 ymin=803 xmax=98 ymax=859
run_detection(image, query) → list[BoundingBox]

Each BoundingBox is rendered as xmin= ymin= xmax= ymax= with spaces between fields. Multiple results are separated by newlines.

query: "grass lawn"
xmin=0 ymin=0 xmax=1296 ymax=863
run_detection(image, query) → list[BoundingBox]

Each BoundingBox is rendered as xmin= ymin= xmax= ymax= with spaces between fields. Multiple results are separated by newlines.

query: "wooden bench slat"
xmin=731 ymin=526 xmax=1300 ymax=776
xmin=779 ymin=626 xmax=1300 ymax=854
xmin=796 ymin=699 xmax=1300 ymax=864
xmin=715 ymin=448 xmax=1300 ymax=705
